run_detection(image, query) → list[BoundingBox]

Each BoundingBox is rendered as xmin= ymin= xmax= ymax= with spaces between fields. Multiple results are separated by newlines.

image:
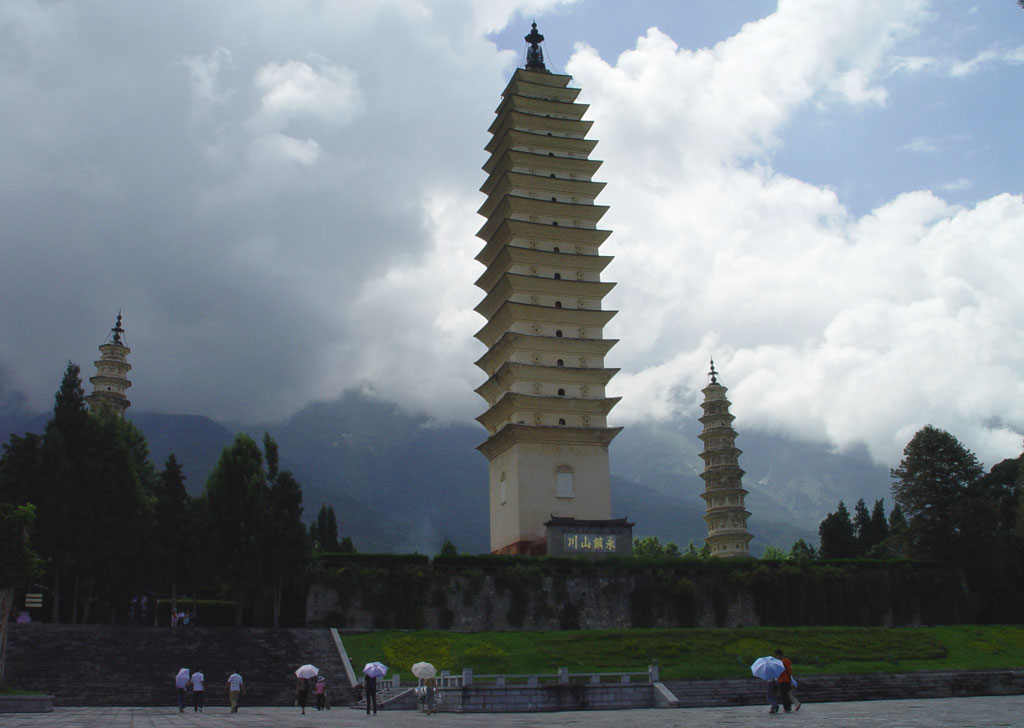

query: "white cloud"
xmin=562 ymin=0 xmax=1023 ymax=467
xmin=247 ymin=133 xmax=321 ymax=167
xmin=253 ymin=57 xmax=363 ymax=128
xmin=950 ymin=46 xmax=1024 ymax=77
xmin=1 ymin=0 xmax=1021 ymax=474
xmin=902 ymin=136 xmax=938 ymax=153
xmin=893 ymin=45 xmax=1024 ymax=78
xmin=941 ymin=178 xmax=973 ymax=192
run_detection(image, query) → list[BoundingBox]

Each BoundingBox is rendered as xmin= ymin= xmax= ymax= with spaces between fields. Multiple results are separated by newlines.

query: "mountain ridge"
xmin=2 ymin=390 xmax=894 ymax=555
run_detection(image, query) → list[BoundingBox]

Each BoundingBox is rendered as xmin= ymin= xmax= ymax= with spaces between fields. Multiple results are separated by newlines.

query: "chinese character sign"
xmin=564 ymin=533 xmax=618 ymax=553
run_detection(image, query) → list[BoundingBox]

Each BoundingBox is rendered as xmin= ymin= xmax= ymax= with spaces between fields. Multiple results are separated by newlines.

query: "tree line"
xmin=813 ymin=425 xmax=1024 ymax=621
xmin=625 ymin=425 xmax=1024 ymax=622
xmin=0 ymin=363 xmax=349 ymax=632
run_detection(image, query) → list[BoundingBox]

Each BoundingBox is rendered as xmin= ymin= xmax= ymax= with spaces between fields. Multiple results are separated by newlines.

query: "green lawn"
xmin=341 ymin=625 xmax=1024 ymax=680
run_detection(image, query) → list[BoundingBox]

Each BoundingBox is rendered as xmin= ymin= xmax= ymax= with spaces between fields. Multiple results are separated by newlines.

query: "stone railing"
xmin=379 ymin=665 xmax=655 ymax=690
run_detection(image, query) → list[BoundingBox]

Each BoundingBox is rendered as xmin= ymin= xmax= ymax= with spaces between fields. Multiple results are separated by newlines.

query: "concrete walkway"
xmin=3 ymin=696 xmax=1023 ymax=727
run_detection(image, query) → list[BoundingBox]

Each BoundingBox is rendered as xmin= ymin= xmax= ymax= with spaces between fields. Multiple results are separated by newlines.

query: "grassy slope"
xmin=342 ymin=625 xmax=1024 ymax=681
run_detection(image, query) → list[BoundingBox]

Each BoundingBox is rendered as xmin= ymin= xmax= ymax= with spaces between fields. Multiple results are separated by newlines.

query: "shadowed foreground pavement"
xmin=4 ymin=696 xmax=1023 ymax=728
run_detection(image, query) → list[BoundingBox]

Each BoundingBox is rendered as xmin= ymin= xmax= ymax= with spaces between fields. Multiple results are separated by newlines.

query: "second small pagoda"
xmin=698 ymin=360 xmax=753 ymax=557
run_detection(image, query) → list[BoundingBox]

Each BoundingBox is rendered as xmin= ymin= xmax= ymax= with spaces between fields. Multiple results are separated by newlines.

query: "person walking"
xmin=190 ymin=669 xmax=205 ymax=712
xmin=227 ymin=670 xmax=244 ymax=713
xmin=766 ymin=676 xmax=779 ymax=715
xmin=364 ymin=674 xmax=377 ymax=715
xmin=775 ymin=649 xmax=799 ymax=712
xmin=296 ymin=675 xmax=310 ymax=714
xmin=424 ymin=676 xmax=437 ymax=715
xmin=315 ymin=675 xmax=327 ymax=710
xmin=175 ymin=668 xmax=189 ymax=713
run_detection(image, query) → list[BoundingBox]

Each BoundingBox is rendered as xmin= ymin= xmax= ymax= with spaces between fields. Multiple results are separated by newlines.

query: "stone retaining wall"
xmin=438 ymin=683 xmax=654 ymax=712
xmin=663 ymin=669 xmax=1024 ymax=708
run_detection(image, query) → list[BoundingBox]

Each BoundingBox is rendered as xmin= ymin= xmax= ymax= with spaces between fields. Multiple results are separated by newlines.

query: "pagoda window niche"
xmin=556 ymin=466 xmax=574 ymax=498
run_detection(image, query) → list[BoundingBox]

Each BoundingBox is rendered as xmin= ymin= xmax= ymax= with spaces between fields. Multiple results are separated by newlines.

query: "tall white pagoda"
xmin=86 ymin=312 xmax=132 ymax=417
xmin=698 ymin=360 xmax=752 ymax=557
xmin=474 ymin=24 xmax=624 ymax=555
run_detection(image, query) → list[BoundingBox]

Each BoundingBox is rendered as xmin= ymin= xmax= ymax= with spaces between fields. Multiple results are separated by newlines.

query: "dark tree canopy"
xmin=818 ymin=500 xmax=856 ymax=559
xmin=891 ymin=425 xmax=984 ymax=562
xmin=312 ymin=504 xmax=339 ymax=552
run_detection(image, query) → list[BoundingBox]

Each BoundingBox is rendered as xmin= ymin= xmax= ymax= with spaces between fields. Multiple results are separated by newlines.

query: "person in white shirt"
xmin=190 ymin=670 xmax=205 ymax=712
xmin=174 ymin=668 xmax=189 ymax=713
xmin=227 ymin=671 xmax=244 ymax=713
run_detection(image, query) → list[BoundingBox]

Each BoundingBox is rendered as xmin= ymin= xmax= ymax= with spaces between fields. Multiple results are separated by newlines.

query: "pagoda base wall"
xmin=487 ymin=439 xmax=613 ymax=553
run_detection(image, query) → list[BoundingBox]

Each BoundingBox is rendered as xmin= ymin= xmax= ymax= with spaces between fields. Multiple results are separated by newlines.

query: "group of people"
xmin=766 ymin=649 xmax=802 ymax=715
xmin=173 ymin=669 xmax=245 ymax=713
xmin=295 ymin=673 xmax=329 ymax=714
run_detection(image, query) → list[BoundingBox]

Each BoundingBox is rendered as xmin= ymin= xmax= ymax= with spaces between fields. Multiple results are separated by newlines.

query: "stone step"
xmin=6 ymin=624 xmax=355 ymax=707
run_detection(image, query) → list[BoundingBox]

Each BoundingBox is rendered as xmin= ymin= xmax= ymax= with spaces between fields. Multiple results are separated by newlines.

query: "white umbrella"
xmin=411 ymin=662 xmax=436 ymax=679
xmin=751 ymin=656 xmax=785 ymax=680
xmin=363 ymin=661 xmax=388 ymax=678
xmin=295 ymin=664 xmax=319 ymax=679
xmin=176 ymin=668 xmax=190 ymax=680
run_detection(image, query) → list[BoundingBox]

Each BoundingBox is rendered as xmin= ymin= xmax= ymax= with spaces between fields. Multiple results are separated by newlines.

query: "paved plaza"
xmin=3 ymin=696 xmax=1023 ymax=728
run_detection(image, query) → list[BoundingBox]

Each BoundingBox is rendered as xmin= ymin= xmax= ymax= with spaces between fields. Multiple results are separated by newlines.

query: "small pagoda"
xmin=86 ymin=312 xmax=132 ymax=417
xmin=698 ymin=359 xmax=752 ymax=557
xmin=474 ymin=23 xmax=627 ymax=555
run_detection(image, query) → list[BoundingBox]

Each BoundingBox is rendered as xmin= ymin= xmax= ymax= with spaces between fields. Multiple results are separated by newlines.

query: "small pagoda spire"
xmin=86 ymin=311 xmax=132 ymax=417
xmin=524 ymin=21 xmax=547 ymax=72
xmin=697 ymin=363 xmax=753 ymax=558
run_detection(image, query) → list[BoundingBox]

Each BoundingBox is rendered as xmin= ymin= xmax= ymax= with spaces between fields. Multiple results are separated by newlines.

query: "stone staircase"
xmin=662 ymin=670 xmax=1024 ymax=708
xmin=5 ymin=623 xmax=357 ymax=707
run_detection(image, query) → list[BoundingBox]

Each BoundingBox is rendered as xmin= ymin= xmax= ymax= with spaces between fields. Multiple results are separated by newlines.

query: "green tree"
xmin=852 ymin=498 xmax=872 ymax=555
xmin=264 ymin=433 xmax=307 ymax=628
xmin=683 ymin=541 xmax=711 ymax=559
xmin=439 ymin=538 xmax=457 ymax=556
xmin=0 ymin=503 xmax=41 ymax=683
xmin=789 ymin=538 xmax=818 ymax=561
xmin=818 ymin=500 xmax=856 ymax=559
xmin=867 ymin=499 xmax=889 ymax=549
xmin=338 ymin=536 xmax=356 ymax=553
xmin=761 ymin=545 xmax=788 ymax=560
xmin=204 ymin=433 xmax=269 ymax=626
xmin=71 ymin=411 xmax=156 ymax=623
xmin=891 ymin=425 xmax=984 ymax=562
xmin=40 ymin=363 xmax=88 ymax=621
xmin=312 ymin=504 xmax=339 ymax=552
xmin=152 ymin=454 xmax=194 ymax=622
xmin=633 ymin=536 xmax=681 ymax=557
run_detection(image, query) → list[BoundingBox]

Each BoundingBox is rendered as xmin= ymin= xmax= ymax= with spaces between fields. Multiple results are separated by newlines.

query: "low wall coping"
xmin=0 ymin=695 xmax=55 ymax=713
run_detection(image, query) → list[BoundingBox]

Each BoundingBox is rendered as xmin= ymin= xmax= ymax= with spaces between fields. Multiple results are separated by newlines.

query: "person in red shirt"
xmin=774 ymin=649 xmax=800 ymax=712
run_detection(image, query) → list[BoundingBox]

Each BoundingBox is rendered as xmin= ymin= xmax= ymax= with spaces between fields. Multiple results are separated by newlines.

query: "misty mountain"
xmin=2 ymin=389 xmax=895 ymax=555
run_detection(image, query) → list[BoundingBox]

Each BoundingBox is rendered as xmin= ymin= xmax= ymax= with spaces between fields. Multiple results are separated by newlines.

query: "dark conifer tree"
xmin=852 ymin=498 xmax=872 ymax=555
xmin=868 ymin=498 xmax=889 ymax=547
xmin=818 ymin=500 xmax=856 ymax=559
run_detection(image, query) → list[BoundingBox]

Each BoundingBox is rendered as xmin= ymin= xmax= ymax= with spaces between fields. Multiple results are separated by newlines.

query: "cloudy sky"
xmin=1 ymin=0 xmax=1021 ymax=468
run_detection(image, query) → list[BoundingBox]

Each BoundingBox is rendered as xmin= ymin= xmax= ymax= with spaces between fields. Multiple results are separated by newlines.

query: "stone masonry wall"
xmin=306 ymin=567 xmax=758 ymax=630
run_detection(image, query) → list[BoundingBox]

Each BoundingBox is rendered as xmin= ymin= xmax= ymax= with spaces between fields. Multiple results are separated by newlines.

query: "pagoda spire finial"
xmin=524 ymin=21 xmax=547 ymax=72
xmin=708 ymin=357 xmax=718 ymax=385
xmin=111 ymin=310 xmax=125 ymax=345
